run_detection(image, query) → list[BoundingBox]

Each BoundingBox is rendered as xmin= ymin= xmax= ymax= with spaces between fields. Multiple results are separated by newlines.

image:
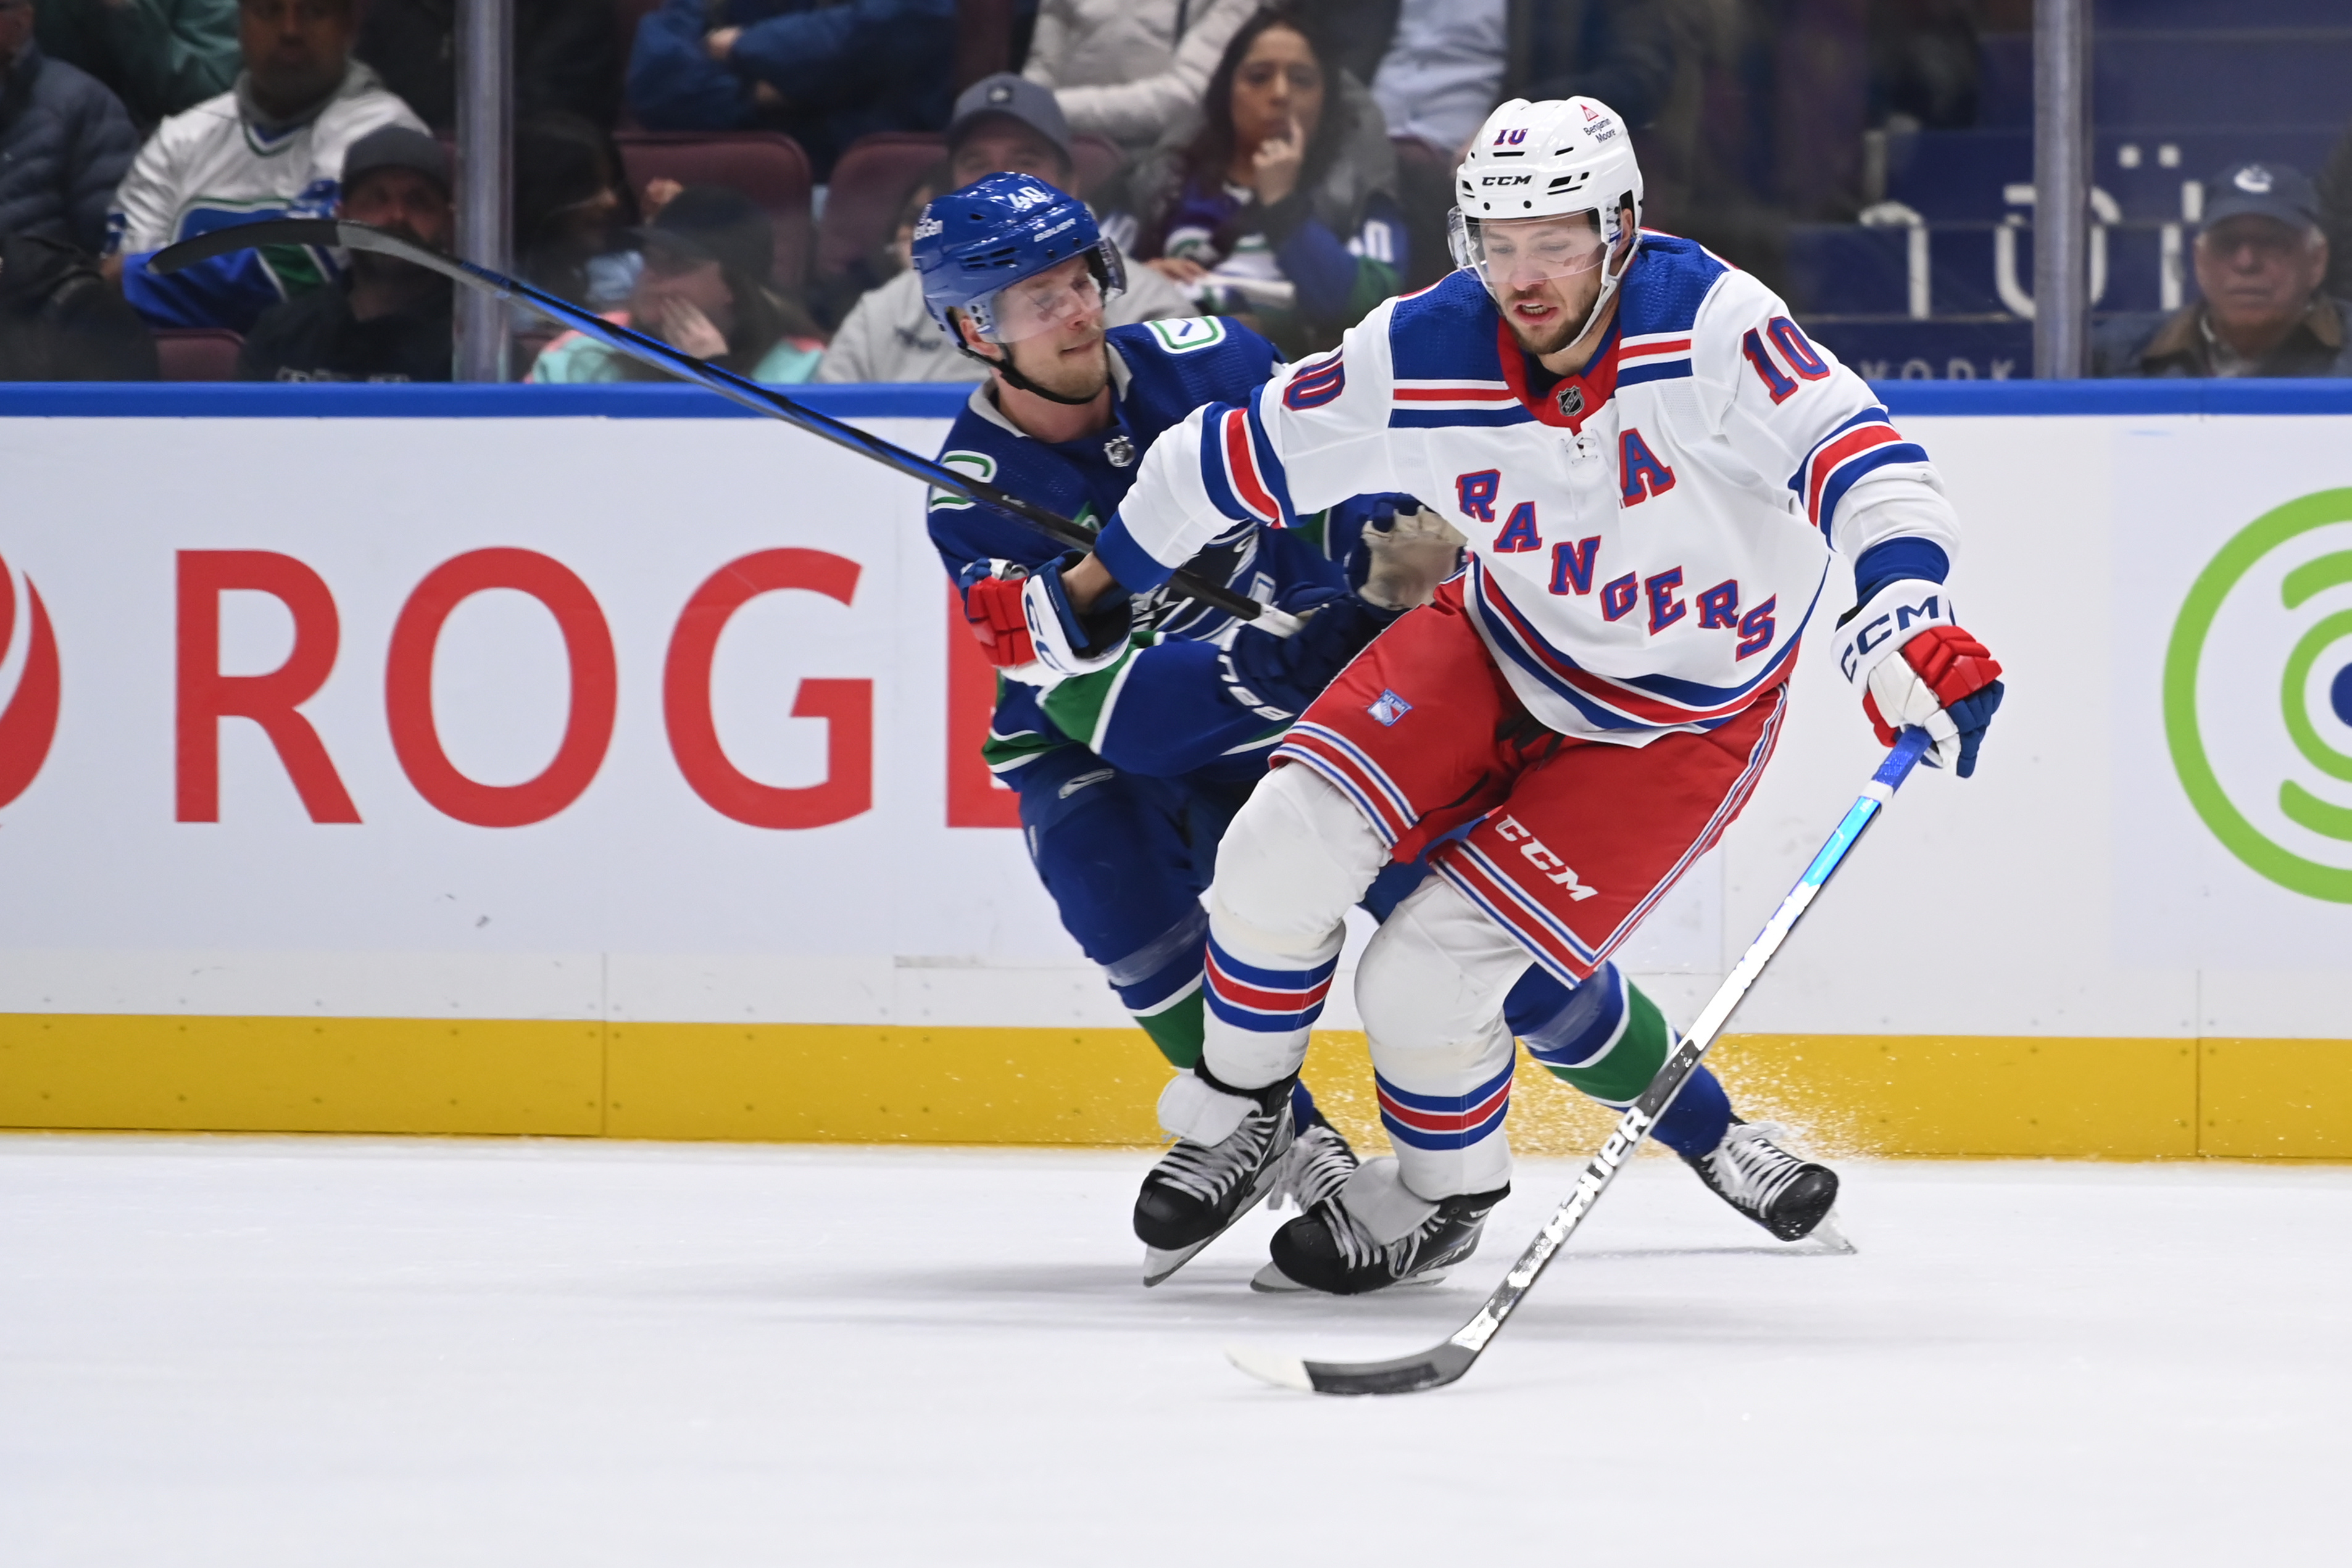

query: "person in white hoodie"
xmin=105 ymin=0 xmax=421 ymax=331
xmin=1020 ymin=0 xmax=1257 ymax=157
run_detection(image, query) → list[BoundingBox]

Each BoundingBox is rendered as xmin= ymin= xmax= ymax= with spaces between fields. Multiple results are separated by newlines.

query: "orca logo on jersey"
xmin=1494 ymin=814 xmax=1598 ymax=900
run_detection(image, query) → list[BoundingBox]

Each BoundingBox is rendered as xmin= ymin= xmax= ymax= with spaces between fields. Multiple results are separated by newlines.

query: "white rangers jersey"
xmin=108 ymin=65 xmax=425 ymax=330
xmin=1095 ymin=233 xmax=1963 ymax=743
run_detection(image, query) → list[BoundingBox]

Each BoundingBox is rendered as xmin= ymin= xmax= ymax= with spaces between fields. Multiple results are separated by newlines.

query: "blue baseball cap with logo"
xmin=2202 ymin=161 xmax=2321 ymax=233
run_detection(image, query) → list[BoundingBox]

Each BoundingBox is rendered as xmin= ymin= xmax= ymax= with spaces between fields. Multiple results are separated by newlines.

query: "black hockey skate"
xmin=1260 ymin=1172 xmax=1508 ymax=1296
xmin=1683 ymin=1116 xmax=1839 ymax=1242
xmin=1135 ymin=1072 xmax=1297 ymax=1286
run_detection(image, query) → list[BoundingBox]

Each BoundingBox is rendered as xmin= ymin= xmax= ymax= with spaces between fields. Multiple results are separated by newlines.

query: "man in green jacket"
xmin=36 ymin=0 xmax=236 ymax=128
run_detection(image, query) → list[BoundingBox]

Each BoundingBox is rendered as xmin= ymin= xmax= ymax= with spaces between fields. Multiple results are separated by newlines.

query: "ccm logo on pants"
xmin=1494 ymin=815 xmax=1598 ymax=901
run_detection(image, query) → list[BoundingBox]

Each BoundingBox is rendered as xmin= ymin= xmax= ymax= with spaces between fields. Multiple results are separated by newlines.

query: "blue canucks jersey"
xmin=928 ymin=317 xmax=1391 ymax=785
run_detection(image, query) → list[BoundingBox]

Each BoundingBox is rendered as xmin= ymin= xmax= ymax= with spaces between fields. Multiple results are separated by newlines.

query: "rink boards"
xmin=1 ymin=380 xmax=2349 ymax=1159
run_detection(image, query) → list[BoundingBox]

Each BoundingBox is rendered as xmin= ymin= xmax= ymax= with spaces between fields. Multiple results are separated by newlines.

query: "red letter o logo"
xmin=665 ymin=549 xmax=871 ymax=829
xmin=385 ymin=549 xmax=617 ymax=828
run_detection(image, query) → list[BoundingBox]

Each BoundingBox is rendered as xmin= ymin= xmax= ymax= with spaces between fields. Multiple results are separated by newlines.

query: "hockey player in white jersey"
xmin=1033 ymin=96 xmax=2008 ymax=1293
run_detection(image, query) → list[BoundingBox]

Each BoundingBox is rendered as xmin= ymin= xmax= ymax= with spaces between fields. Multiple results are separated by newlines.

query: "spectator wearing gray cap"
xmin=2094 ymin=161 xmax=2352 ymax=379
xmin=817 ymin=72 xmax=1194 ymax=384
xmin=236 ymin=124 xmax=453 ymax=381
xmin=529 ymin=184 xmax=823 ymax=385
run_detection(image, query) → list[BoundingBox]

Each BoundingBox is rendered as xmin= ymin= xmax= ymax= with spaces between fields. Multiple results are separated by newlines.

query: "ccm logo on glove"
xmin=1835 ymin=578 xmax=2005 ymax=778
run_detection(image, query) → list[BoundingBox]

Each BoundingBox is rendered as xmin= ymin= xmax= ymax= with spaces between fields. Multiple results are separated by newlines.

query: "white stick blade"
xmin=1224 ymin=1345 xmax=1315 ymax=1392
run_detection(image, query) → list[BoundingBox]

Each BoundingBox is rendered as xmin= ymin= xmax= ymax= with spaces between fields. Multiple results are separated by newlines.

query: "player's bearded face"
xmin=1484 ymin=214 xmax=1613 ymax=356
xmin=984 ymin=256 xmax=1112 ymax=400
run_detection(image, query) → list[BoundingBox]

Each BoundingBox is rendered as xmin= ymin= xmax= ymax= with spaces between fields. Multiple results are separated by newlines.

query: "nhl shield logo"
xmin=1556 ymin=383 xmax=1584 ymax=418
xmin=1367 ymin=689 xmax=1413 ymax=726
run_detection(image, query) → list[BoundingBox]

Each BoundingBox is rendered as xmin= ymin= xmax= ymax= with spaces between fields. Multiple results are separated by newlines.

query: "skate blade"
xmin=1249 ymin=1261 xmax=1451 ymax=1293
xmin=1787 ymin=1212 xmax=1857 ymax=1255
xmin=1141 ymin=1160 xmax=1289 ymax=1287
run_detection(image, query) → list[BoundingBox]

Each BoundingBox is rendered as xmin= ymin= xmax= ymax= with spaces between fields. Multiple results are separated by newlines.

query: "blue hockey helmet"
xmin=913 ymin=172 xmax=1126 ymax=346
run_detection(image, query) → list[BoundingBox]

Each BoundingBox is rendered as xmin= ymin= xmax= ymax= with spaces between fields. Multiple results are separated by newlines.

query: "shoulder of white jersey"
xmin=1614 ymin=231 xmax=1736 ymax=363
xmin=1374 ymin=269 xmax=1526 ymax=429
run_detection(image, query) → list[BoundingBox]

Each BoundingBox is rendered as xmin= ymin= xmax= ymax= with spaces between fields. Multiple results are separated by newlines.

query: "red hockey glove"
xmin=960 ymin=565 xmax=1036 ymax=669
xmin=1835 ymin=581 xmax=2006 ymax=777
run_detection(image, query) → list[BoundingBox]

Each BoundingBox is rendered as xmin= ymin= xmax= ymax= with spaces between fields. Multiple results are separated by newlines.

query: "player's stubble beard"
xmin=1001 ymin=319 xmax=1112 ymax=404
xmin=1501 ymin=268 xmax=1605 ymax=362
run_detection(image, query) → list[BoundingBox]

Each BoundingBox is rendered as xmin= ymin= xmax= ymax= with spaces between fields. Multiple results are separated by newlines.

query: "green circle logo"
xmin=2166 ymin=487 xmax=2352 ymax=902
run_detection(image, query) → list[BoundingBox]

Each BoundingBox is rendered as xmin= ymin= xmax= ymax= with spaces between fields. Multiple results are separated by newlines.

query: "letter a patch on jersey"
xmin=1368 ymin=689 xmax=1413 ymax=726
xmin=1619 ymin=429 xmax=1675 ymax=506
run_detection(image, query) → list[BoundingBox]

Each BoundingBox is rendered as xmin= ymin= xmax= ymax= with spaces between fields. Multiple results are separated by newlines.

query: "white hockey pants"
xmin=1202 ymin=765 xmax=1532 ymax=1198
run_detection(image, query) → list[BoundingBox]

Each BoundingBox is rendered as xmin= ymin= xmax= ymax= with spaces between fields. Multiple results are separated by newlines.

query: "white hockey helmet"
xmin=1450 ymin=97 xmax=1644 ymax=341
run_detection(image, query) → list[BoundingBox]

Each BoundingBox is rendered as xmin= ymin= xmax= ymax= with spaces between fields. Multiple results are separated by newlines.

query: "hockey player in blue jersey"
xmin=916 ymin=172 xmax=1769 ymax=1288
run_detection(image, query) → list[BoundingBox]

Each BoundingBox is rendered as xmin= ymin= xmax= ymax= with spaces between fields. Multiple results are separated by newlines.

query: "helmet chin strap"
xmin=957 ymin=340 xmax=1107 ymax=407
xmin=1560 ymin=226 xmax=1642 ymax=354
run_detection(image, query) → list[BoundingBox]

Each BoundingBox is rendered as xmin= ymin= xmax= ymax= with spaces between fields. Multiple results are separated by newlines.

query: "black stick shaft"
xmin=147 ymin=218 xmax=1281 ymax=626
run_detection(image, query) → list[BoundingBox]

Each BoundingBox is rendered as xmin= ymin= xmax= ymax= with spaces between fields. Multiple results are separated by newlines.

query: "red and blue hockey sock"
xmin=1200 ymin=928 xmax=1340 ymax=1089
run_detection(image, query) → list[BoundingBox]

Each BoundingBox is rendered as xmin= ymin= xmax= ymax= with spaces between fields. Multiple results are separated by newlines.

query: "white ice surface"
xmin=2 ymin=1137 xmax=2344 ymax=1565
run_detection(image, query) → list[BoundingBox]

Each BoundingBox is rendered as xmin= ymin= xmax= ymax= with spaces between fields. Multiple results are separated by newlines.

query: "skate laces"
xmin=1705 ymin=1121 xmax=1811 ymax=1211
xmin=1274 ymin=1125 xmax=1357 ymax=1213
xmin=1153 ymin=1103 xmax=1284 ymax=1206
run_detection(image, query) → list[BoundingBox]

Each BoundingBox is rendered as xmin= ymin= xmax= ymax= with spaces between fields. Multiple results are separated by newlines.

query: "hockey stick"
xmin=1226 ymin=725 xmax=1937 ymax=1396
xmin=146 ymin=219 xmax=1297 ymax=633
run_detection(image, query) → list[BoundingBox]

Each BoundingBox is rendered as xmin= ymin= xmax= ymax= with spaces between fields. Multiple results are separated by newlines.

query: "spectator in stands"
xmin=817 ymin=73 xmax=1193 ymax=384
xmin=2095 ymin=162 xmax=2351 ymax=380
xmin=236 ymin=125 xmax=451 ymax=381
xmin=626 ymin=0 xmax=957 ymax=179
xmin=0 ymin=0 xmax=139 ymax=254
xmin=1365 ymin=0 xmax=1506 ymax=162
xmin=1116 ymin=2 xmax=1402 ymax=355
xmin=33 ymin=0 xmax=237 ymax=128
xmin=2318 ymin=117 xmax=2352 ymax=305
xmin=530 ymin=184 xmax=823 ymax=385
xmin=1020 ymin=0 xmax=1255 ymax=157
xmin=106 ymin=0 xmax=426 ymax=333
xmin=355 ymin=0 xmax=619 ymax=134
xmin=0 ymin=231 xmax=158 ymax=379
xmin=514 ymin=110 xmax=642 ymax=310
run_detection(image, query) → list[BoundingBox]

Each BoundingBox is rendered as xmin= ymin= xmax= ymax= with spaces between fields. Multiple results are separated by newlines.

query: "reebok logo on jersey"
xmin=1368 ymin=689 xmax=1413 ymax=726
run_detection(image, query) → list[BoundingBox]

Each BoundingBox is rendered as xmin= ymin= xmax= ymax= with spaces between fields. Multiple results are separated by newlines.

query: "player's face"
xmin=976 ymin=255 xmax=1111 ymax=401
xmin=1483 ymin=213 xmax=1612 ymax=356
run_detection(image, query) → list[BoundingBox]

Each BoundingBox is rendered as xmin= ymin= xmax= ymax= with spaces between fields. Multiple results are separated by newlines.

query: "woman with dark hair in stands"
xmin=1115 ymin=0 xmax=1403 ymax=354
xmin=513 ymin=111 xmax=642 ymax=310
xmin=528 ymin=184 xmax=823 ymax=384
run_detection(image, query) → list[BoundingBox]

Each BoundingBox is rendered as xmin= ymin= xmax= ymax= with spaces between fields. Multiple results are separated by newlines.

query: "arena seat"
xmin=152 ymin=328 xmax=244 ymax=382
xmin=613 ymin=131 xmax=813 ymax=291
xmin=816 ymin=132 xmax=946 ymax=289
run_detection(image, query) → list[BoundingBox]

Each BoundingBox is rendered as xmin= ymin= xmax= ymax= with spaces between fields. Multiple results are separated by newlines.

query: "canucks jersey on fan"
xmin=107 ymin=65 xmax=425 ymax=331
